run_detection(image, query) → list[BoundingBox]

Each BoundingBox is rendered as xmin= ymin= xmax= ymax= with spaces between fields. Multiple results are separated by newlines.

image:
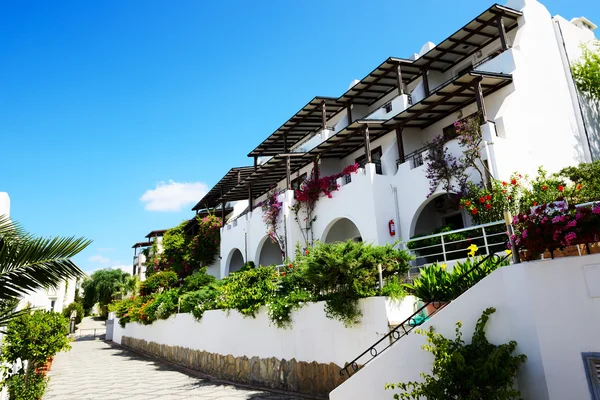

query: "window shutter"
xmin=583 ymin=353 xmax=600 ymax=399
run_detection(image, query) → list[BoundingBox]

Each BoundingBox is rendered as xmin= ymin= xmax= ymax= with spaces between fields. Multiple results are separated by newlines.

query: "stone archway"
xmin=322 ymin=217 xmax=362 ymax=244
xmin=257 ymin=237 xmax=283 ymax=267
xmin=226 ymin=248 xmax=245 ymax=275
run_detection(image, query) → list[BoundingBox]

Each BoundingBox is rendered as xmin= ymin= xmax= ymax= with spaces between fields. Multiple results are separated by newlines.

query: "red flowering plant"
xmin=460 ymin=173 xmax=525 ymax=225
xmin=260 ymin=188 xmax=286 ymax=258
xmin=521 ymin=167 xmax=570 ymax=209
xmin=291 ymin=163 xmax=360 ymax=246
xmin=512 ymin=201 xmax=600 ymax=259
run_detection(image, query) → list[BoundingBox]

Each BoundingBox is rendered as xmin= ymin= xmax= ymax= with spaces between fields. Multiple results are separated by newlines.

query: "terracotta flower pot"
xmin=426 ymin=301 xmax=449 ymax=317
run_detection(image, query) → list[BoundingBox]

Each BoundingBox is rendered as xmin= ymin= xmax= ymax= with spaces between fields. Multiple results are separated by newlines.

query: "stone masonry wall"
xmin=121 ymin=336 xmax=346 ymax=396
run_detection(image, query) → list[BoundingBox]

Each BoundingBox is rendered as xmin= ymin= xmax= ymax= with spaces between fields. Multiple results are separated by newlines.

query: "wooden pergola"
xmin=248 ymin=97 xmax=345 ymax=158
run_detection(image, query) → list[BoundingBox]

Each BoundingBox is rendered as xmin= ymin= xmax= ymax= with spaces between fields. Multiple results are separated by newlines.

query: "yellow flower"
xmin=504 ymin=249 xmax=512 ymax=256
xmin=467 ymin=244 xmax=479 ymax=257
xmin=441 ymin=264 xmax=447 ymax=270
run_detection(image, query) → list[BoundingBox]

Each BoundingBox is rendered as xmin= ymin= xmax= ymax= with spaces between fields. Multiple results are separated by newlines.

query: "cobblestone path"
xmin=44 ymin=340 xmax=307 ymax=400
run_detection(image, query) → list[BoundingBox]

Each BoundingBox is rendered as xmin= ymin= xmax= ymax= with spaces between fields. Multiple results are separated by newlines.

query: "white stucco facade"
xmin=212 ymin=0 xmax=599 ymax=277
xmin=330 ymin=253 xmax=600 ymax=400
xmin=111 ymin=296 xmax=416 ymax=367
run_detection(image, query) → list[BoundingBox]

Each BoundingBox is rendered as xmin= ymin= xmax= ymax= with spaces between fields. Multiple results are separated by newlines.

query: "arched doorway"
xmin=257 ymin=237 xmax=283 ymax=267
xmin=410 ymin=193 xmax=465 ymax=237
xmin=322 ymin=218 xmax=362 ymax=243
xmin=227 ymin=248 xmax=245 ymax=275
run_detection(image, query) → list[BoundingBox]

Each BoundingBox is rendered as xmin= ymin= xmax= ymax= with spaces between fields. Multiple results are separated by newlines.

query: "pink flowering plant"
xmin=512 ymin=201 xmax=600 ymax=259
xmin=291 ymin=163 xmax=360 ymax=246
xmin=260 ymin=188 xmax=286 ymax=258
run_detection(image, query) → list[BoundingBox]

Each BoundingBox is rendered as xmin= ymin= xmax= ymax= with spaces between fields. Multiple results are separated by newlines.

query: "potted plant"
xmin=403 ymin=263 xmax=453 ymax=316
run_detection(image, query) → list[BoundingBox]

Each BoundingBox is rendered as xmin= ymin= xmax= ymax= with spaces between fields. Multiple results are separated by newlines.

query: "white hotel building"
xmin=186 ymin=0 xmax=599 ymax=279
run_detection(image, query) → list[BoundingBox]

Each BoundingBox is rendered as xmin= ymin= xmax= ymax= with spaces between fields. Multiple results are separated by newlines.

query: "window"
xmin=582 ymin=353 xmax=600 ymax=399
xmin=442 ymin=112 xmax=482 ymax=141
xmin=356 ymin=146 xmax=383 ymax=175
xmin=383 ymin=102 xmax=392 ymax=113
xmin=50 ymin=300 xmax=56 ymax=311
xmin=291 ymin=173 xmax=307 ymax=198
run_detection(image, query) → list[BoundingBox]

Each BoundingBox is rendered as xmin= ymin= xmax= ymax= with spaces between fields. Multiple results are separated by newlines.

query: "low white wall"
xmin=330 ymin=253 xmax=600 ymax=400
xmin=112 ymin=296 xmax=416 ymax=367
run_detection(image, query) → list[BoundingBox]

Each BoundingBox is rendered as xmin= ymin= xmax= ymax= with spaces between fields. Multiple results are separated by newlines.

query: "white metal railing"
xmin=401 ymin=221 xmax=508 ymax=266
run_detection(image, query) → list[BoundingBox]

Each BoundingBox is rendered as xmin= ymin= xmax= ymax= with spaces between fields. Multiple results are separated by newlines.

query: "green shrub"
xmin=386 ymin=308 xmax=527 ymax=399
xmin=62 ymin=302 xmax=85 ymax=325
xmin=218 ymin=266 xmax=279 ymax=317
xmin=266 ymin=263 xmax=315 ymax=328
xmin=181 ymin=269 xmax=215 ymax=293
xmin=1 ymin=310 xmax=71 ymax=400
xmin=294 ymin=240 xmax=412 ymax=326
xmin=4 ymin=371 xmax=48 ymax=400
xmin=140 ymin=271 xmax=178 ymax=296
xmin=152 ymin=289 xmax=180 ymax=321
xmin=381 ymin=275 xmax=408 ymax=302
xmin=180 ymin=282 xmax=224 ymax=320
xmin=1 ymin=310 xmax=71 ymax=371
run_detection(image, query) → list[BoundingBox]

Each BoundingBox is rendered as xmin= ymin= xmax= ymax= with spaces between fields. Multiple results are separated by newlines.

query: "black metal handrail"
xmin=339 ymin=253 xmax=509 ymax=378
xmin=404 ymin=143 xmax=433 ymax=168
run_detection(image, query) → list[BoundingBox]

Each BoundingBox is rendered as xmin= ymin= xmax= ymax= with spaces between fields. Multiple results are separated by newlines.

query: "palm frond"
xmin=0 ymin=216 xmax=91 ymax=302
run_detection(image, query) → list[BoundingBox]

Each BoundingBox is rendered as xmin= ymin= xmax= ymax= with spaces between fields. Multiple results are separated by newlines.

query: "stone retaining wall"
xmin=121 ymin=336 xmax=346 ymax=396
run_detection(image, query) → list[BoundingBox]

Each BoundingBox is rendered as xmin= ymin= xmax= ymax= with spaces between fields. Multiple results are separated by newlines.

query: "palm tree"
xmin=0 ymin=215 xmax=90 ymax=327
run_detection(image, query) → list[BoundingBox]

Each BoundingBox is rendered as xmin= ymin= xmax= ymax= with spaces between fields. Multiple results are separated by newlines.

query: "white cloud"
xmin=89 ymin=254 xmax=111 ymax=264
xmin=140 ymin=180 xmax=208 ymax=212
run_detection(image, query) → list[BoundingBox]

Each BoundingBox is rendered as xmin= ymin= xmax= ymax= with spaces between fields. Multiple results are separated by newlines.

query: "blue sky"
xmin=1 ymin=0 xmax=598 ymax=274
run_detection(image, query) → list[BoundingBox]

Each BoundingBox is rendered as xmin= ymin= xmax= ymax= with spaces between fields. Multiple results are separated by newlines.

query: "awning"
xmin=338 ymin=58 xmax=421 ymax=106
xmin=412 ymin=4 xmax=521 ymax=73
xmin=384 ymin=70 xmax=513 ymax=129
xmin=192 ymin=167 xmax=255 ymax=210
xmin=132 ymin=241 xmax=152 ymax=249
xmin=307 ymin=120 xmax=391 ymax=159
xmin=225 ymin=153 xmax=311 ymax=200
xmin=248 ymin=97 xmax=345 ymax=157
xmin=145 ymin=229 xmax=168 ymax=239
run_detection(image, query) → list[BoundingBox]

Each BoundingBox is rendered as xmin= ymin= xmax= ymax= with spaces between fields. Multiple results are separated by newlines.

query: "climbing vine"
xmin=260 ymin=188 xmax=286 ymax=258
xmin=424 ymin=112 xmax=489 ymax=198
xmin=291 ymin=163 xmax=360 ymax=247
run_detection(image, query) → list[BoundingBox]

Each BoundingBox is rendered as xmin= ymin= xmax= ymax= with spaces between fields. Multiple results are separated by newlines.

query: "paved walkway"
xmin=44 ymin=340 xmax=306 ymax=400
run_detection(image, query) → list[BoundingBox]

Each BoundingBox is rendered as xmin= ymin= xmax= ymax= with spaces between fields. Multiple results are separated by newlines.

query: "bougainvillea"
xmin=147 ymin=215 xmax=222 ymax=279
xmin=291 ymin=163 xmax=360 ymax=246
xmin=188 ymin=214 xmax=221 ymax=270
xmin=424 ymin=113 xmax=488 ymax=198
xmin=260 ymin=188 xmax=286 ymax=258
xmin=425 ymin=136 xmax=468 ymax=198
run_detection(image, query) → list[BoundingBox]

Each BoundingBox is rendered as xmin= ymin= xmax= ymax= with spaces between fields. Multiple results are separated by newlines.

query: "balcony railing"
xmin=402 ymin=221 xmax=508 ymax=266
xmin=401 ymin=144 xmax=433 ymax=169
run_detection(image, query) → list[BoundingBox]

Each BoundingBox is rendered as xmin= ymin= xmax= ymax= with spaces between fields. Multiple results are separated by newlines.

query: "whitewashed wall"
xmin=112 ymin=296 xmax=416 ymax=367
xmin=217 ymin=0 xmax=599 ymax=279
xmin=330 ymin=253 xmax=600 ymax=400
